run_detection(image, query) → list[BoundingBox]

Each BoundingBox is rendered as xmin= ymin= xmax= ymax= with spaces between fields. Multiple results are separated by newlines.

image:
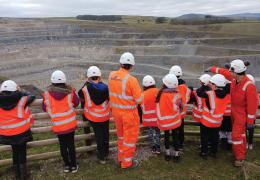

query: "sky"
xmin=0 ymin=0 xmax=260 ymax=18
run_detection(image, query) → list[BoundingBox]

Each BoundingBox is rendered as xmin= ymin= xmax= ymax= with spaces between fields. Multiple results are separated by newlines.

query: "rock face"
xmin=0 ymin=18 xmax=260 ymax=90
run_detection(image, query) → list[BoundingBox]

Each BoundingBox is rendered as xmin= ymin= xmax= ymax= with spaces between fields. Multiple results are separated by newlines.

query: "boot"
xmin=13 ymin=164 xmax=20 ymax=180
xmin=19 ymin=164 xmax=28 ymax=180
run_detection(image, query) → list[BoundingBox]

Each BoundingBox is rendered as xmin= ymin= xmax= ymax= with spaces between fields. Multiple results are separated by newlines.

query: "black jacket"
xmin=0 ymin=91 xmax=35 ymax=145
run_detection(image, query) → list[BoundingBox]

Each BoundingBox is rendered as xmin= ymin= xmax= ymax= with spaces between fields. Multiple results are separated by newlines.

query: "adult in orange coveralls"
xmin=206 ymin=59 xmax=258 ymax=167
xmin=108 ymin=52 xmax=142 ymax=169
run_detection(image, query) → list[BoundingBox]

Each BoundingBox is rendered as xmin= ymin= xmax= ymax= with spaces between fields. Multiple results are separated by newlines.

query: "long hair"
xmin=155 ymin=84 xmax=167 ymax=103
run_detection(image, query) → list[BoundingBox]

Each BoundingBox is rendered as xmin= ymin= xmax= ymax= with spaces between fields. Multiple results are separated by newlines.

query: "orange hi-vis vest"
xmin=43 ymin=92 xmax=77 ymax=133
xmin=82 ymin=86 xmax=110 ymax=122
xmin=201 ymin=91 xmax=229 ymax=128
xmin=0 ymin=96 xmax=31 ymax=136
xmin=178 ymin=84 xmax=191 ymax=119
xmin=192 ymin=91 xmax=203 ymax=123
xmin=141 ymin=88 xmax=158 ymax=127
xmin=224 ymin=94 xmax=231 ymax=116
xmin=108 ymin=69 xmax=142 ymax=111
xmin=156 ymin=92 xmax=182 ymax=131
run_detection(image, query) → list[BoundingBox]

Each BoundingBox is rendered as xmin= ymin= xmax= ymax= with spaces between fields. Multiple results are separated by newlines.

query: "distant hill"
xmin=225 ymin=13 xmax=260 ymax=20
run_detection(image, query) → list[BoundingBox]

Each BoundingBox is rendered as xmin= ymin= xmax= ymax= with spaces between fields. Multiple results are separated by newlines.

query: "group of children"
xmin=0 ymin=57 xmax=258 ymax=179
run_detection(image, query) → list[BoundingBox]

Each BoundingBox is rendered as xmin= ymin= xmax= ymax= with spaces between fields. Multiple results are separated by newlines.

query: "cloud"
xmin=0 ymin=0 xmax=259 ymax=17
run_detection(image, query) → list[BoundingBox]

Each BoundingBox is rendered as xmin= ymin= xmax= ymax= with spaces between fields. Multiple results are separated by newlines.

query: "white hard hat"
xmin=87 ymin=66 xmax=101 ymax=78
xmin=210 ymin=74 xmax=226 ymax=87
xmin=119 ymin=52 xmax=135 ymax=65
xmin=51 ymin=70 xmax=66 ymax=84
xmin=247 ymin=74 xmax=255 ymax=84
xmin=169 ymin=65 xmax=183 ymax=77
xmin=199 ymin=74 xmax=211 ymax=85
xmin=230 ymin=59 xmax=246 ymax=73
xmin=162 ymin=74 xmax=178 ymax=88
xmin=0 ymin=80 xmax=18 ymax=92
xmin=142 ymin=75 xmax=156 ymax=87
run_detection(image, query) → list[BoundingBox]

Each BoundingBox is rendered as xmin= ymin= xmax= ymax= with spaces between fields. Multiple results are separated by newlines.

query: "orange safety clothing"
xmin=201 ymin=91 xmax=229 ymax=128
xmin=0 ymin=96 xmax=31 ymax=136
xmin=224 ymin=94 xmax=231 ymax=116
xmin=141 ymin=87 xmax=158 ymax=127
xmin=108 ymin=68 xmax=142 ymax=169
xmin=192 ymin=91 xmax=203 ymax=123
xmin=81 ymin=86 xmax=110 ymax=122
xmin=156 ymin=92 xmax=182 ymax=131
xmin=178 ymin=84 xmax=191 ymax=119
xmin=43 ymin=92 xmax=77 ymax=133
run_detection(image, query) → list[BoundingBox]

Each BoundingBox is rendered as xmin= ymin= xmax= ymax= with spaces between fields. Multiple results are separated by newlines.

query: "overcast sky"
xmin=0 ymin=0 xmax=260 ymax=17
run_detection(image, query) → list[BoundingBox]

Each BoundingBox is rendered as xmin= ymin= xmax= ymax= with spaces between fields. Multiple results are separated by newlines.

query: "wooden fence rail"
xmin=0 ymin=99 xmax=259 ymax=167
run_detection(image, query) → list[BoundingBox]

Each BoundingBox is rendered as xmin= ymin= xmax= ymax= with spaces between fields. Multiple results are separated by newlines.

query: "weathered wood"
xmin=0 ymin=135 xmax=148 ymax=166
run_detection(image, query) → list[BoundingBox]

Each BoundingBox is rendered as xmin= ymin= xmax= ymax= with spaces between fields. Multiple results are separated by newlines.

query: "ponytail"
xmin=155 ymin=85 xmax=167 ymax=103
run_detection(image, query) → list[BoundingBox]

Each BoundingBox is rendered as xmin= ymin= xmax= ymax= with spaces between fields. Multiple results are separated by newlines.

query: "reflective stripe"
xmin=110 ymin=92 xmax=134 ymax=100
xmin=242 ymin=134 xmax=246 ymax=137
xmin=203 ymin=107 xmax=223 ymax=118
xmin=118 ymin=136 xmax=123 ymax=140
xmin=202 ymin=115 xmax=221 ymax=124
xmin=186 ymin=88 xmax=191 ymax=103
xmin=232 ymin=140 xmax=243 ymax=145
xmin=0 ymin=118 xmax=30 ymax=129
xmin=225 ymin=110 xmax=231 ymax=113
xmin=83 ymin=86 xmax=92 ymax=107
xmin=173 ymin=94 xmax=180 ymax=111
xmin=17 ymin=97 xmax=27 ymax=118
xmin=44 ymin=92 xmax=74 ymax=118
xmin=242 ymin=81 xmax=253 ymax=91
xmin=193 ymin=113 xmax=202 ymax=118
xmin=247 ymin=114 xmax=255 ymax=119
xmin=143 ymin=118 xmax=157 ymax=122
xmin=110 ymin=103 xmax=137 ymax=109
xmin=159 ymin=119 xmax=181 ymax=128
xmin=123 ymin=157 xmax=132 ymax=162
xmin=141 ymin=103 xmax=156 ymax=114
xmin=135 ymin=95 xmax=143 ymax=103
xmin=156 ymin=104 xmax=179 ymax=120
xmin=216 ymin=68 xmax=219 ymax=74
xmin=181 ymin=112 xmax=186 ymax=115
xmin=123 ymin=142 xmax=135 ymax=148
xmin=207 ymin=91 xmax=215 ymax=111
xmin=52 ymin=116 xmax=76 ymax=126
xmin=84 ymin=109 xmax=110 ymax=117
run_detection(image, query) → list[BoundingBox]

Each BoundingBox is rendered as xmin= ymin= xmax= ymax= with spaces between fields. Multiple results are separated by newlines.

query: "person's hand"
xmin=204 ymin=67 xmax=211 ymax=73
xmin=247 ymin=123 xmax=254 ymax=129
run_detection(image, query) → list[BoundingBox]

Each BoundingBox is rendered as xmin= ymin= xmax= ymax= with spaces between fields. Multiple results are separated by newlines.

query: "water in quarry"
xmin=1 ymin=18 xmax=260 ymax=91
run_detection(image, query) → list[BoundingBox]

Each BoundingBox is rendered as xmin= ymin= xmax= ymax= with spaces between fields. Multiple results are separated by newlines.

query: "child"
xmin=0 ymin=80 xmax=35 ymax=179
xmin=190 ymin=74 xmax=211 ymax=148
xmin=200 ymin=74 xmax=229 ymax=159
xmin=42 ymin=70 xmax=79 ymax=173
xmin=78 ymin=66 xmax=110 ymax=164
xmin=156 ymin=74 xmax=183 ymax=161
xmin=141 ymin=75 xmax=160 ymax=154
xmin=169 ymin=65 xmax=191 ymax=150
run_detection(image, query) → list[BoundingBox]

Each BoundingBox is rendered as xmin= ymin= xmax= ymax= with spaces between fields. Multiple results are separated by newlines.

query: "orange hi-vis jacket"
xmin=192 ymin=91 xmax=203 ymax=123
xmin=201 ymin=91 xmax=229 ymax=128
xmin=0 ymin=96 xmax=31 ymax=136
xmin=141 ymin=87 xmax=158 ymax=127
xmin=210 ymin=66 xmax=258 ymax=125
xmin=81 ymin=86 xmax=110 ymax=122
xmin=178 ymin=84 xmax=191 ymax=119
xmin=108 ymin=68 xmax=142 ymax=111
xmin=224 ymin=94 xmax=231 ymax=116
xmin=43 ymin=92 xmax=77 ymax=133
xmin=156 ymin=92 xmax=182 ymax=131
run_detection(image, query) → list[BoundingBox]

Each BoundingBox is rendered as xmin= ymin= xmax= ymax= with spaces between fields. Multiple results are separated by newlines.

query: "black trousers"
xmin=220 ymin=116 xmax=232 ymax=132
xmin=11 ymin=143 xmax=27 ymax=165
xmin=57 ymin=131 xmax=77 ymax=167
xmin=201 ymin=124 xmax=219 ymax=154
xmin=89 ymin=120 xmax=109 ymax=160
xmin=178 ymin=119 xmax=185 ymax=147
xmin=164 ymin=128 xmax=180 ymax=151
xmin=247 ymin=128 xmax=254 ymax=145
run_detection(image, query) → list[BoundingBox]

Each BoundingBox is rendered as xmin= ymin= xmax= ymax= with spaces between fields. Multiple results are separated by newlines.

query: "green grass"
xmin=0 ymin=138 xmax=260 ymax=179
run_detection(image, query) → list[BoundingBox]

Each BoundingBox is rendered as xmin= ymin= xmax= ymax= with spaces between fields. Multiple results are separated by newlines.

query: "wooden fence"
xmin=0 ymin=99 xmax=259 ymax=166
